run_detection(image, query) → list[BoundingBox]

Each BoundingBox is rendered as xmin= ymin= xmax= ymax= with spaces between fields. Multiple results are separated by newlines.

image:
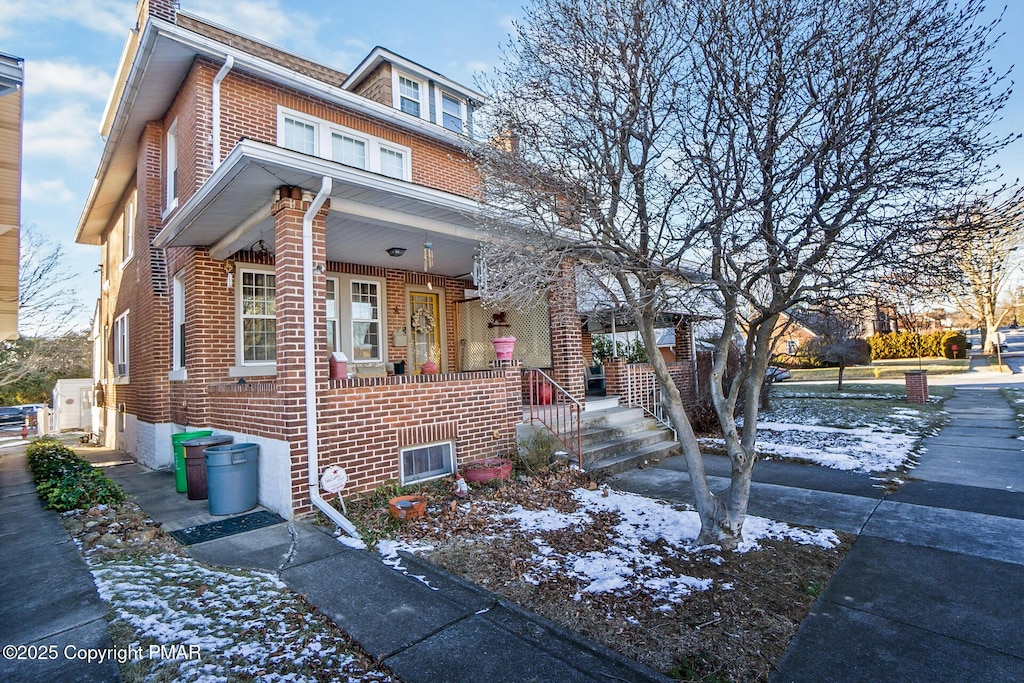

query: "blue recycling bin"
xmin=204 ymin=443 xmax=259 ymax=515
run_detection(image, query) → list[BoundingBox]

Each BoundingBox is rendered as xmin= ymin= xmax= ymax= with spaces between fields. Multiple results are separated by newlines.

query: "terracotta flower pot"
xmin=461 ymin=457 xmax=513 ymax=483
xmin=420 ymin=359 xmax=439 ymax=374
xmin=388 ymin=495 xmax=427 ymax=520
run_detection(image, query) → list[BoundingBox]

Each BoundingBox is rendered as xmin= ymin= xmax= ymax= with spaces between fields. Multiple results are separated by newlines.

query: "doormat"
xmin=169 ymin=510 xmax=285 ymax=546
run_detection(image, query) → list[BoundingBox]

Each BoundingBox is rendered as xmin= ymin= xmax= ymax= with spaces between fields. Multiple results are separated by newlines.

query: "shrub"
xmin=26 ymin=437 xmax=125 ymax=512
xmin=868 ymin=330 xmax=968 ymax=360
xmin=592 ymin=335 xmax=649 ymax=364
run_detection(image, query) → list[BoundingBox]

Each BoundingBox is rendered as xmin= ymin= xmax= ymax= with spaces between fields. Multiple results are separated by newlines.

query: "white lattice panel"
xmin=458 ymin=299 xmax=552 ymax=370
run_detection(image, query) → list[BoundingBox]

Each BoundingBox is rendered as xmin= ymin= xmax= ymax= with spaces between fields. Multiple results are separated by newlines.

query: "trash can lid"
xmin=181 ymin=435 xmax=234 ymax=447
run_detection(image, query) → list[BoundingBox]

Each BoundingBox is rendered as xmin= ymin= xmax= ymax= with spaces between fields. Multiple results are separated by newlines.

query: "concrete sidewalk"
xmin=611 ymin=384 xmax=1024 ymax=682
xmin=0 ymin=446 xmax=121 ymax=683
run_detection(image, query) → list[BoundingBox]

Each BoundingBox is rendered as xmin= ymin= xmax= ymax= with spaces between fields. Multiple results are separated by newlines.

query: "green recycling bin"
xmin=205 ymin=443 xmax=259 ymax=515
xmin=171 ymin=430 xmax=212 ymax=493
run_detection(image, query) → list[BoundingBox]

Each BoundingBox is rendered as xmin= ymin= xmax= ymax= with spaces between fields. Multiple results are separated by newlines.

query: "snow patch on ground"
xmin=478 ymin=487 xmax=838 ymax=606
xmin=91 ymin=554 xmax=392 ymax=681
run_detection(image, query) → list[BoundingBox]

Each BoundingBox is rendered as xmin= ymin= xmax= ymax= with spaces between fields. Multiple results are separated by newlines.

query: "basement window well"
xmin=400 ymin=441 xmax=454 ymax=485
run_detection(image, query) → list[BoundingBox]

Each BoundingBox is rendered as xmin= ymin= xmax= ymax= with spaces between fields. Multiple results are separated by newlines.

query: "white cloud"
xmin=24 ymin=61 xmax=113 ymax=101
xmin=23 ymin=101 xmax=103 ymax=167
xmin=0 ymin=0 xmax=134 ymax=40
xmin=21 ymin=177 xmax=76 ymax=204
xmin=185 ymin=0 xmax=319 ymax=52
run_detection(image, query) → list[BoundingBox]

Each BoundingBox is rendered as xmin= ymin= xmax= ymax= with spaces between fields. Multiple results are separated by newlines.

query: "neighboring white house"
xmin=51 ymin=378 xmax=93 ymax=432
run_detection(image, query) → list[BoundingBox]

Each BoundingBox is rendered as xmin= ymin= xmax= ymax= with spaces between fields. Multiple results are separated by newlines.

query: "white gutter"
xmin=303 ymin=176 xmax=360 ymax=539
xmin=211 ymin=55 xmax=234 ymax=170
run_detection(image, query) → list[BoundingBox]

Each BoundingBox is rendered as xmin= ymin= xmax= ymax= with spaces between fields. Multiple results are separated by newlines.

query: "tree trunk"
xmin=837 ymin=364 xmax=845 ymax=391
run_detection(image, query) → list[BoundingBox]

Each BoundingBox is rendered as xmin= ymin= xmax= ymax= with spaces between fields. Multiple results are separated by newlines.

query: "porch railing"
xmin=526 ymin=369 xmax=582 ymax=468
xmin=624 ymin=363 xmax=677 ymax=439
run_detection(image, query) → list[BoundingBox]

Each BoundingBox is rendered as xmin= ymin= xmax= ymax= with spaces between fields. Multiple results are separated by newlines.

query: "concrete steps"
xmin=578 ymin=405 xmax=678 ymax=476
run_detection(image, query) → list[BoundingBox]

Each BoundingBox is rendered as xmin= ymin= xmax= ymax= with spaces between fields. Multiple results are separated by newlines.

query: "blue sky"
xmin=1 ymin=0 xmax=1021 ymax=333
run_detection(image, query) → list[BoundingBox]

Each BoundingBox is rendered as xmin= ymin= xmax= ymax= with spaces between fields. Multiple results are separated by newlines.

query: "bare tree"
xmin=947 ymin=190 xmax=1024 ymax=354
xmin=473 ymin=0 xmax=1013 ymax=547
xmin=0 ymin=225 xmax=84 ymax=391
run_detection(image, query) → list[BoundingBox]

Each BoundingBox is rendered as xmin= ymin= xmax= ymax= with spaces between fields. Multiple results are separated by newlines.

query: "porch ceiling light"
xmin=386 ymin=247 xmax=406 ymax=257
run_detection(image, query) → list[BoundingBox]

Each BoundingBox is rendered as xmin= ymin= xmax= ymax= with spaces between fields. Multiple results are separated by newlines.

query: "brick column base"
xmin=905 ymin=370 xmax=928 ymax=404
xmin=603 ymin=358 xmax=629 ymax=403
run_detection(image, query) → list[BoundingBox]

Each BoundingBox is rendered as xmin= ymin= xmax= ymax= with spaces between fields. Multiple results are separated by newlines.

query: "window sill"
xmin=119 ymin=255 xmax=135 ymax=271
xmin=168 ymin=368 xmax=187 ymax=382
xmin=229 ymin=364 xmax=276 ymax=378
xmin=111 ymin=376 xmax=130 ymax=385
xmin=161 ymin=199 xmax=178 ymax=221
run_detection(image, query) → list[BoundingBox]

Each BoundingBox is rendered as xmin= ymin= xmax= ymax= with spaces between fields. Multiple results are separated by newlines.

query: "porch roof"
xmin=153 ymin=139 xmax=488 ymax=275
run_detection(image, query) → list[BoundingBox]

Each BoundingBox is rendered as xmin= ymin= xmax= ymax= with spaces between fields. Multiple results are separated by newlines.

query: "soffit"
xmin=155 ymin=141 xmax=486 ymax=277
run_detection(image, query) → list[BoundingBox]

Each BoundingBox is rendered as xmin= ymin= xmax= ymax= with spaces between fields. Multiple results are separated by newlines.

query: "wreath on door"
xmin=411 ymin=306 xmax=435 ymax=335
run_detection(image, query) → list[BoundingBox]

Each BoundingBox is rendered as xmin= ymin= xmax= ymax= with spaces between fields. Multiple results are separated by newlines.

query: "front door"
xmin=409 ymin=291 xmax=442 ymax=374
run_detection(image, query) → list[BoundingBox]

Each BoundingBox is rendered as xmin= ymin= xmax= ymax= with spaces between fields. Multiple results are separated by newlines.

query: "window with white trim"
xmin=283 ymin=116 xmax=316 ymax=155
xmin=239 ymin=270 xmax=276 ymax=364
xmin=400 ymin=441 xmax=454 ymax=484
xmin=165 ymin=120 xmax=178 ymax=211
xmin=440 ymin=91 xmax=465 ymax=133
xmin=122 ymin=193 xmax=136 ymax=263
xmin=172 ymin=274 xmax=186 ymax=370
xmin=277 ymin=108 xmax=412 ymax=180
xmin=398 ymin=75 xmax=422 ymax=118
xmin=113 ymin=311 xmax=129 ymax=377
xmin=331 ymin=132 xmax=366 ymax=169
xmin=326 ymin=274 xmax=386 ymax=362
xmin=786 ymin=340 xmax=798 ymax=355
xmin=325 ymin=278 xmax=340 ymax=353
xmin=378 ymin=146 xmax=405 ymax=181
xmin=350 ymin=280 xmax=381 ymax=361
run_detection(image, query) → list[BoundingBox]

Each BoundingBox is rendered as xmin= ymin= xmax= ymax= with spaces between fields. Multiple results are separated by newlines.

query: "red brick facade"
xmin=85 ymin=0 xmax=604 ymax=519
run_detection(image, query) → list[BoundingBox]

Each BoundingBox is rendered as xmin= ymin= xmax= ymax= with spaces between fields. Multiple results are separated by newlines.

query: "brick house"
xmin=75 ymin=0 xmax=697 ymax=522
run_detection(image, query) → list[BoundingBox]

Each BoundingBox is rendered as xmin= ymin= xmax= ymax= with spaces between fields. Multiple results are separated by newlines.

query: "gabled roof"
xmin=343 ymin=46 xmax=485 ymax=104
xmin=76 ymin=14 xmax=476 ymax=246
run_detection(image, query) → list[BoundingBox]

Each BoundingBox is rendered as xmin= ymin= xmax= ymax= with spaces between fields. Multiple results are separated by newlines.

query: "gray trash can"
xmin=204 ymin=443 xmax=259 ymax=515
xmin=181 ymin=435 xmax=233 ymax=500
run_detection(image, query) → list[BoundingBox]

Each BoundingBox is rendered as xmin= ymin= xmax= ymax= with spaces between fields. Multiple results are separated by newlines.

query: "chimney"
xmin=137 ymin=0 xmax=177 ymax=26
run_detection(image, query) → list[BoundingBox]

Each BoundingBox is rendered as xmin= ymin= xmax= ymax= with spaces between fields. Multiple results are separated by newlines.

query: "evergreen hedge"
xmin=867 ymin=330 xmax=967 ymax=360
xmin=25 ymin=437 xmax=125 ymax=511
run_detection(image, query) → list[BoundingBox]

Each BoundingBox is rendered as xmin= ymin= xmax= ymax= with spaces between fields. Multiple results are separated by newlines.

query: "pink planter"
xmin=492 ymin=336 xmax=516 ymax=360
xmin=461 ymin=457 xmax=513 ymax=483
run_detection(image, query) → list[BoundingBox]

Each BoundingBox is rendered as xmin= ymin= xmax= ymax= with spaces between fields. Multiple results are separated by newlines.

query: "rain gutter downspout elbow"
xmin=303 ymin=176 xmax=360 ymax=539
xmin=211 ymin=55 xmax=234 ymax=171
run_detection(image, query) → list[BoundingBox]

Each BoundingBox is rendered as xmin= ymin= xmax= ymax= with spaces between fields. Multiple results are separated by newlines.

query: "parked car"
xmin=765 ymin=366 xmax=792 ymax=382
xmin=0 ymin=407 xmax=25 ymax=431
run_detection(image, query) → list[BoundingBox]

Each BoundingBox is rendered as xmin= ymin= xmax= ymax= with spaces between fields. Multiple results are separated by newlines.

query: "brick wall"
xmin=300 ymin=368 xmax=521 ymax=515
xmin=208 ymin=63 xmax=480 ymax=199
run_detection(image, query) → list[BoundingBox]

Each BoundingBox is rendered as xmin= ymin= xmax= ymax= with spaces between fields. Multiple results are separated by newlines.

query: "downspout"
xmin=303 ymin=176 xmax=360 ymax=539
xmin=211 ymin=55 xmax=233 ymax=171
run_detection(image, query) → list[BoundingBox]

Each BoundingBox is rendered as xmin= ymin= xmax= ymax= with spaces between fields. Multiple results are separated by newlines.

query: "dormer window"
xmin=440 ymin=92 xmax=464 ymax=133
xmin=398 ymin=76 xmax=422 ymax=118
